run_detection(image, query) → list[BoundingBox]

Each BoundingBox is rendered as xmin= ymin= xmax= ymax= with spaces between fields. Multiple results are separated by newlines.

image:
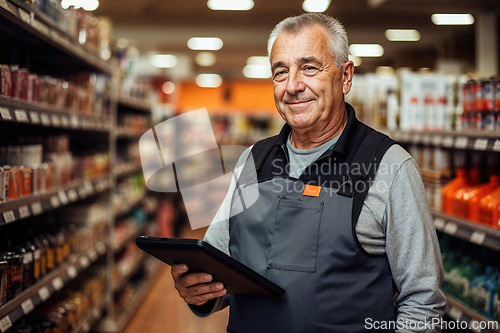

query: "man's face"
xmin=270 ymin=24 xmax=352 ymax=131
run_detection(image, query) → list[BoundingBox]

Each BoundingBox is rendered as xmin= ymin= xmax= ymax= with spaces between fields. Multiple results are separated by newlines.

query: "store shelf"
xmin=431 ymin=209 xmax=500 ymax=252
xmin=115 ymin=164 xmax=142 ymax=179
xmin=113 ymin=253 xmax=146 ymax=293
xmin=112 ymin=224 xmax=148 ymax=253
xmin=113 ymin=193 xmax=145 ymax=219
xmin=0 ymin=96 xmax=111 ymax=132
xmin=117 ymin=96 xmax=151 ymax=113
xmin=115 ymin=264 xmax=161 ymax=332
xmin=0 ymin=176 xmax=110 ymax=226
xmin=445 ymin=293 xmax=500 ymax=333
xmin=70 ymin=297 xmax=107 ymax=333
xmin=383 ymin=129 xmax=500 ymax=152
xmin=116 ymin=131 xmax=143 ymax=140
xmin=0 ymin=0 xmax=114 ymax=75
xmin=0 ymin=241 xmax=107 ymax=333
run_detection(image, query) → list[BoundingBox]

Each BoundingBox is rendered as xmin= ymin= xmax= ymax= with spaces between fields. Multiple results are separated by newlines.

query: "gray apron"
xmin=228 ymin=178 xmax=396 ymax=333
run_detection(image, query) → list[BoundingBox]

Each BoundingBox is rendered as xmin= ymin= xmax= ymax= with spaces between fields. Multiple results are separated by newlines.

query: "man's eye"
xmin=304 ymin=66 xmax=317 ymax=71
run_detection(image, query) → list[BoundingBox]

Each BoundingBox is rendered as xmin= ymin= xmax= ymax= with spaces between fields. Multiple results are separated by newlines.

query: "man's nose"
xmin=285 ymin=70 xmax=306 ymax=95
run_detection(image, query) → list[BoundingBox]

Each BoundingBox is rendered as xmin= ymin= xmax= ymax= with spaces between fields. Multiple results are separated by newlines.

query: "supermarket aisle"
xmin=124 ymin=226 xmax=229 ymax=333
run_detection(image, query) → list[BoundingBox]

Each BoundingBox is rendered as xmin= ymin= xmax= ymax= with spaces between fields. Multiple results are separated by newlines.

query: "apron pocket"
xmin=267 ymin=198 xmax=324 ymax=272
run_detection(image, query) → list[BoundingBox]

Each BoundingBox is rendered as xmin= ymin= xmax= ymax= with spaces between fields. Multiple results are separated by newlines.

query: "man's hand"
xmin=172 ymin=264 xmax=227 ymax=306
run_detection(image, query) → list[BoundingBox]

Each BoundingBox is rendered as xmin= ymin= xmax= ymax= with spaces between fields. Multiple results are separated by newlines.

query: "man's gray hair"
xmin=267 ymin=13 xmax=349 ymax=68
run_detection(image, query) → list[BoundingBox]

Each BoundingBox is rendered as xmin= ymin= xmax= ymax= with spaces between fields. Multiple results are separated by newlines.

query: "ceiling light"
xmin=150 ymin=54 xmax=178 ymax=68
xmin=431 ymin=14 xmax=474 ymax=25
xmin=302 ymin=0 xmax=331 ymax=12
xmin=243 ymin=64 xmax=272 ymax=79
xmin=207 ymin=0 xmax=254 ymax=10
xmin=196 ymin=74 xmax=223 ymax=88
xmin=246 ymin=56 xmax=269 ymax=65
xmin=348 ymin=55 xmax=362 ymax=67
xmin=162 ymin=82 xmax=175 ymax=95
xmin=348 ymin=44 xmax=384 ymax=57
xmin=367 ymin=0 xmax=386 ymax=9
xmin=385 ymin=29 xmax=420 ymax=42
xmin=195 ymin=52 xmax=217 ymax=67
xmin=188 ymin=37 xmax=223 ymax=51
xmin=375 ymin=66 xmax=396 ymax=79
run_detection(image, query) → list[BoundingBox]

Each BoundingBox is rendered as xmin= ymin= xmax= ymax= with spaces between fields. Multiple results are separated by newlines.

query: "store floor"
xmin=123 ymin=225 xmax=229 ymax=333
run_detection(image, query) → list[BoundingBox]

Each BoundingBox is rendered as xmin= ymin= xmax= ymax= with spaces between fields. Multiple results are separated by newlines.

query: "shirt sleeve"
xmin=188 ymin=146 xmax=253 ymax=317
xmin=385 ymin=158 xmax=447 ymax=333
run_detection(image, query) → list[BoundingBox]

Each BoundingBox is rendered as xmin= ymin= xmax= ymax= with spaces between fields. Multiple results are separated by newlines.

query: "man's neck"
xmin=289 ymin=107 xmax=348 ymax=150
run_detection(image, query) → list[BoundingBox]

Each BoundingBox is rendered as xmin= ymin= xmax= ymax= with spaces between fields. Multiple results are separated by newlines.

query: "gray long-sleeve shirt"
xmin=190 ymin=140 xmax=446 ymax=333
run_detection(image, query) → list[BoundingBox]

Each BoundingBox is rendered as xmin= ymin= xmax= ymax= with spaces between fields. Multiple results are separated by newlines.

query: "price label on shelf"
xmin=444 ymin=222 xmax=458 ymax=235
xmin=88 ymin=248 xmax=98 ymax=261
xmin=470 ymin=231 xmax=486 ymax=245
xmin=401 ymin=132 xmax=411 ymax=142
xmin=51 ymin=114 xmax=61 ymax=127
xmin=431 ymin=135 xmax=442 ymax=146
xmin=67 ymin=266 xmax=77 ymax=279
xmin=433 ymin=217 xmax=446 ymax=230
xmin=18 ymin=205 xmax=30 ymax=219
xmin=29 ymin=111 xmax=40 ymax=124
xmin=21 ymin=298 xmax=35 ymax=315
xmin=38 ymin=286 xmax=50 ymax=301
xmin=78 ymin=187 xmax=87 ymax=199
xmin=411 ymin=133 xmax=421 ymax=144
xmin=473 ymin=138 xmax=488 ymax=151
xmin=14 ymin=109 xmax=28 ymax=122
xmin=31 ymin=202 xmax=43 ymax=215
xmin=448 ymin=306 xmax=463 ymax=320
xmin=50 ymin=195 xmax=61 ymax=208
xmin=61 ymin=116 xmax=69 ymax=127
xmin=0 ymin=315 xmax=12 ymax=333
xmin=0 ymin=108 xmax=12 ymax=120
xmin=2 ymin=211 xmax=15 ymax=224
xmin=455 ymin=137 xmax=468 ymax=149
xmin=442 ymin=136 xmax=454 ymax=148
xmin=493 ymin=140 xmax=500 ymax=152
xmin=80 ymin=256 xmax=90 ymax=268
xmin=52 ymin=277 xmax=63 ymax=291
xmin=421 ymin=134 xmax=431 ymax=145
xmin=67 ymin=189 xmax=78 ymax=202
xmin=40 ymin=113 xmax=50 ymax=126
xmin=84 ymin=180 xmax=93 ymax=195
xmin=58 ymin=190 xmax=69 ymax=205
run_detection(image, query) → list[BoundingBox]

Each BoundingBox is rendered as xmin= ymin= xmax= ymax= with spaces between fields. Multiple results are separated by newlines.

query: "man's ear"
xmin=342 ymin=61 xmax=355 ymax=95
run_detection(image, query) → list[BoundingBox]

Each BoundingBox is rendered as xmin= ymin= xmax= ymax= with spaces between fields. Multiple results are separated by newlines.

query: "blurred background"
xmin=1 ymin=1 xmax=500 ymax=333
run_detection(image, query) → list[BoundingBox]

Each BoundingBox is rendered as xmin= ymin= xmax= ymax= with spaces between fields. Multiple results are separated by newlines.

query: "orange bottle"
xmin=442 ymin=169 xmax=469 ymax=214
xmin=466 ymin=175 xmax=500 ymax=222
xmin=479 ymin=187 xmax=500 ymax=226
xmin=453 ymin=185 xmax=473 ymax=217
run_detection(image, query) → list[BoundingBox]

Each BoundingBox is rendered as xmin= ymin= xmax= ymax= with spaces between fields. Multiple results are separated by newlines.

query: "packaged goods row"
xmin=115 ymin=142 xmax=140 ymax=176
xmin=113 ymin=175 xmax=145 ymax=216
xmin=440 ymin=236 xmax=500 ymax=322
xmin=0 ymin=135 xmax=109 ymax=202
xmin=348 ymin=71 xmax=500 ymax=133
xmin=0 ymin=67 xmax=110 ymax=117
xmin=116 ymin=114 xmax=150 ymax=137
xmin=0 ymin=202 xmax=107 ymax=306
xmin=4 ymin=269 xmax=106 ymax=333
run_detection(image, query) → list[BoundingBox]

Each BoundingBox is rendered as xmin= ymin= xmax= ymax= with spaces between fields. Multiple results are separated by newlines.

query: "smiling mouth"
xmin=288 ymin=100 xmax=312 ymax=105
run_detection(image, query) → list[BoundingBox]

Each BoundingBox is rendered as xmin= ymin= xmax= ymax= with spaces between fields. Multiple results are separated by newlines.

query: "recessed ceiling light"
xmin=431 ymin=14 xmax=474 ymax=25
xmin=243 ymin=64 xmax=272 ymax=79
xmin=162 ymin=82 xmax=175 ymax=95
xmin=187 ymin=37 xmax=223 ymax=51
xmin=196 ymin=74 xmax=223 ymax=88
xmin=348 ymin=44 xmax=384 ymax=57
xmin=207 ymin=0 xmax=254 ymax=11
xmin=195 ymin=52 xmax=217 ymax=67
xmin=150 ymin=54 xmax=178 ymax=68
xmin=246 ymin=56 xmax=269 ymax=65
xmin=385 ymin=29 xmax=421 ymax=42
xmin=302 ymin=0 xmax=331 ymax=12
xmin=348 ymin=55 xmax=362 ymax=67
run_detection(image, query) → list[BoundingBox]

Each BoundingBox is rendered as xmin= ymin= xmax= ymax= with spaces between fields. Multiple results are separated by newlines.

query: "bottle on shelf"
xmin=442 ymin=169 xmax=470 ymax=214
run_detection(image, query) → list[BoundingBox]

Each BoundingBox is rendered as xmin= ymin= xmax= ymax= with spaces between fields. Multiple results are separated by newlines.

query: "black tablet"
xmin=136 ymin=236 xmax=285 ymax=297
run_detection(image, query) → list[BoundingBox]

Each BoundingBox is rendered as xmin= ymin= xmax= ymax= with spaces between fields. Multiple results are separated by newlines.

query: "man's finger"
xmin=186 ymin=289 xmax=227 ymax=306
xmin=171 ymin=264 xmax=189 ymax=279
xmin=182 ymin=273 xmax=212 ymax=287
xmin=188 ymin=281 xmax=223 ymax=296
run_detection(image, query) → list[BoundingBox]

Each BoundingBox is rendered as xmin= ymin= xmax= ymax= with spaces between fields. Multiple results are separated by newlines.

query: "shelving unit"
xmin=445 ymin=293 xmax=500 ymax=333
xmin=0 ymin=241 xmax=107 ymax=332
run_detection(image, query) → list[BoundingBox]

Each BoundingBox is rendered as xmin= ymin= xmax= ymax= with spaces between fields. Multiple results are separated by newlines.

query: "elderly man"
xmin=171 ymin=13 xmax=446 ymax=333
